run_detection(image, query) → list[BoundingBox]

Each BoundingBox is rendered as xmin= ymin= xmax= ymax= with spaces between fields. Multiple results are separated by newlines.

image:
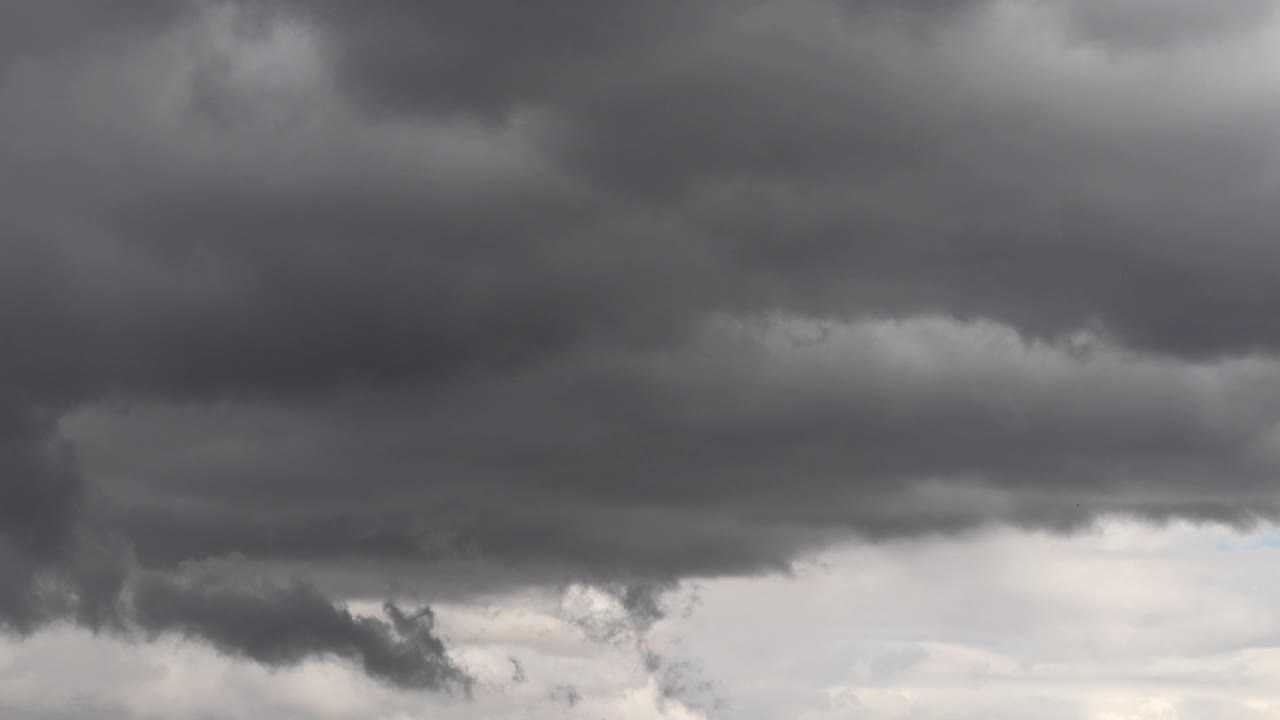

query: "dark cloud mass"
xmin=4 ymin=0 xmax=1280 ymax=692
xmin=129 ymin=577 xmax=470 ymax=692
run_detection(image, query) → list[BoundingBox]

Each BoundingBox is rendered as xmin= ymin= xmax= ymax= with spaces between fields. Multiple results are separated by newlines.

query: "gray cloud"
xmin=0 ymin=537 xmax=470 ymax=693
xmin=0 ymin=1 xmax=187 ymax=69
xmin=4 ymin=0 xmax=1280 ymax=694
xmin=283 ymin=0 xmax=736 ymax=119
xmin=548 ymin=684 xmax=581 ymax=708
xmin=56 ymin=318 xmax=1280 ymax=593
xmin=1056 ymin=0 xmax=1279 ymax=51
xmin=128 ymin=576 xmax=470 ymax=693
xmin=0 ymin=410 xmax=79 ymax=562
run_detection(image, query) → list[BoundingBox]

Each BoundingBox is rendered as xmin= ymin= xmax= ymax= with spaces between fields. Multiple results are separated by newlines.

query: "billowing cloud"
xmin=128 ymin=577 xmax=470 ymax=692
xmin=4 ymin=0 xmax=1280 ymax=700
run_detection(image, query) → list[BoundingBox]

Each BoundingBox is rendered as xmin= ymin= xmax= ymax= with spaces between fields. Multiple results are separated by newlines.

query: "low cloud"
xmin=5 ymin=0 xmax=1280 ymax=700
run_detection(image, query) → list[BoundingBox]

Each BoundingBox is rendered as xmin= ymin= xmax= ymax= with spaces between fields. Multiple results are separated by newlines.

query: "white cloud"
xmin=6 ymin=520 xmax=1280 ymax=719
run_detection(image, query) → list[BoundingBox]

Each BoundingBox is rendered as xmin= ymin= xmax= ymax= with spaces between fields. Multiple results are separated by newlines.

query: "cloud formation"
xmin=4 ymin=0 xmax=1280 ymax=694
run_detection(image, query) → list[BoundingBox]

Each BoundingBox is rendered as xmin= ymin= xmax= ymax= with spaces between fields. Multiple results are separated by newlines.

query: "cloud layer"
xmin=3 ymin=0 xmax=1280 ymax=695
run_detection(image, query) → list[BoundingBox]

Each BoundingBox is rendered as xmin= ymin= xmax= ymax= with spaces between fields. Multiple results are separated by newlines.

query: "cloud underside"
xmin=3 ymin=0 xmax=1280 ymax=691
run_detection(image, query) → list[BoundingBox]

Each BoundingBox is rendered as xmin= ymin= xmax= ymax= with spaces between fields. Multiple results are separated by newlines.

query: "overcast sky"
xmin=5 ymin=1 xmax=1280 ymax=718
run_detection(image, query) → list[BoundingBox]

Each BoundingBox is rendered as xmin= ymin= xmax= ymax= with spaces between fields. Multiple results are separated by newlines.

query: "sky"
xmin=4 ymin=1 xmax=1280 ymax=718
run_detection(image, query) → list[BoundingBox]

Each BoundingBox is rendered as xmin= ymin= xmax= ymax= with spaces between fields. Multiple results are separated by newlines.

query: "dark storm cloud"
xmin=6 ymin=0 xmax=1280 ymax=690
xmin=281 ymin=0 xmax=736 ymax=119
xmin=0 ymin=540 xmax=471 ymax=692
xmin=0 ymin=410 xmax=79 ymax=560
xmin=0 ymin=1 xmax=187 ymax=68
xmin=129 ymin=576 xmax=470 ymax=692
xmin=59 ymin=319 xmax=1280 ymax=591
xmin=249 ymin=0 xmax=1280 ymax=357
xmin=0 ymin=407 xmax=84 ymax=635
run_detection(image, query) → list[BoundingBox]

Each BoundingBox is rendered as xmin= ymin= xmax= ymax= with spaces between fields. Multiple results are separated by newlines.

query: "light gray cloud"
xmin=6 ymin=521 xmax=1280 ymax=719
xmin=1056 ymin=0 xmax=1279 ymax=51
